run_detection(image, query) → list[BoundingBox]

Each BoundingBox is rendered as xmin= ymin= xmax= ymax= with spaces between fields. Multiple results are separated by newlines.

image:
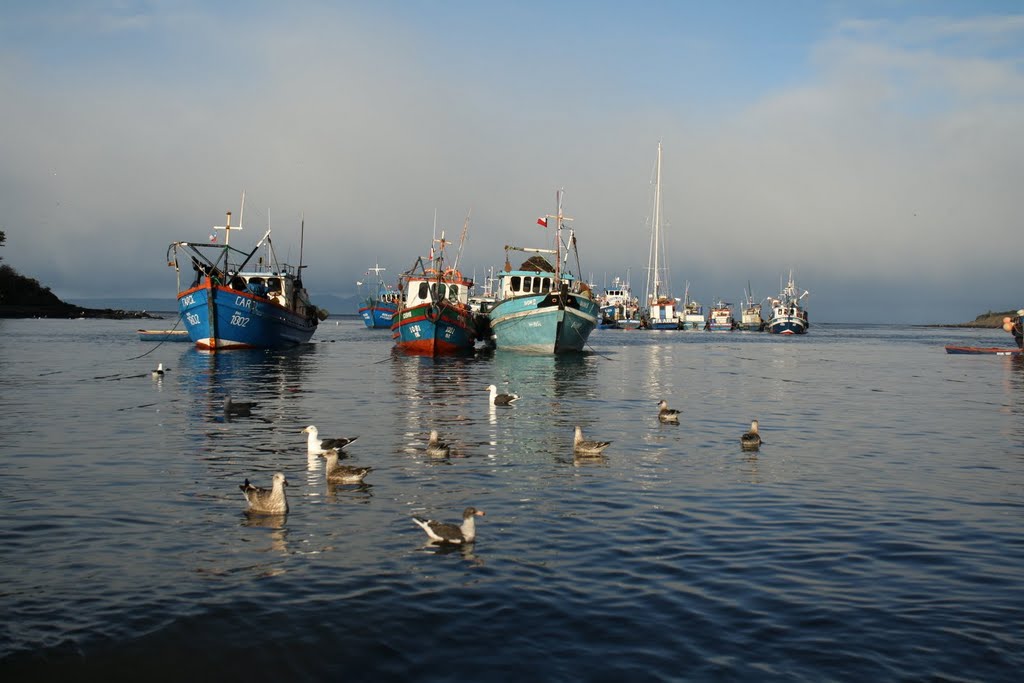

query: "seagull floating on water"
xmin=239 ymin=472 xmax=289 ymax=514
xmin=657 ymin=399 xmax=680 ymax=423
xmin=224 ymin=396 xmax=258 ymax=417
xmin=740 ymin=420 xmax=762 ymax=451
xmin=320 ymin=450 xmax=372 ymax=484
xmin=426 ymin=429 xmax=450 ymax=457
xmin=302 ymin=425 xmax=358 ymax=455
xmin=573 ymin=425 xmax=611 ymax=455
xmin=151 ymin=363 xmax=165 ymax=378
xmin=486 ymin=384 xmax=520 ymax=406
xmin=413 ymin=507 xmax=485 ymax=544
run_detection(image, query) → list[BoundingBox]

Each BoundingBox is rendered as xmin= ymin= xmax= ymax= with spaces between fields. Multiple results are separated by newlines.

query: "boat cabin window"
xmin=416 ymin=282 xmax=429 ymax=300
xmin=448 ymin=284 xmax=459 ymax=301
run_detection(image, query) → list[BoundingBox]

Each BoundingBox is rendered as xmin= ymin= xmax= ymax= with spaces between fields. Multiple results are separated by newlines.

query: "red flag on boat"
xmin=537 ymin=217 xmax=548 ymax=228
xmin=209 ymin=233 xmax=217 ymax=243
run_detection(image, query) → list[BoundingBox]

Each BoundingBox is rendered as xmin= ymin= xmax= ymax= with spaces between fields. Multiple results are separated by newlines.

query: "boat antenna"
xmin=297 ymin=212 xmax=305 ymax=284
xmin=453 ymin=208 xmax=472 ymax=271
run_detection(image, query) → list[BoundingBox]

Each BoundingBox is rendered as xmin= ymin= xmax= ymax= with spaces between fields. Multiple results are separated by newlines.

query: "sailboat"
xmin=487 ymin=190 xmax=601 ymax=353
xmin=167 ymin=196 xmax=325 ymax=350
xmin=642 ymin=142 xmax=680 ymax=330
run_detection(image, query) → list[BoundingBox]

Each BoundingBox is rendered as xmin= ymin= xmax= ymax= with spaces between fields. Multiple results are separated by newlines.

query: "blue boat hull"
xmin=359 ymin=302 xmax=397 ymax=329
xmin=178 ymin=283 xmax=317 ymax=350
xmin=767 ymin=315 xmax=808 ymax=335
xmin=392 ymin=301 xmax=478 ymax=355
xmin=489 ymin=293 xmax=600 ymax=353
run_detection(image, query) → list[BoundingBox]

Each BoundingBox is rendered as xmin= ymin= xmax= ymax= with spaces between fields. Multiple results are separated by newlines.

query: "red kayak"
xmin=944 ymin=345 xmax=1022 ymax=355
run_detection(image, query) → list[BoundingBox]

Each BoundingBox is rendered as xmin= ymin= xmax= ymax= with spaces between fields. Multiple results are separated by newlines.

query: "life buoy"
xmin=426 ymin=304 xmax=441 ymax=322
xmin=443 ymin=268 xmax=461 ymax=281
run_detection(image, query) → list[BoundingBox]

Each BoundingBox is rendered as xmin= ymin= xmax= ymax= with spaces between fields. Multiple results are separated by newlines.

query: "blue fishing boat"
xmin=392 ymin=224 xmax=486 ymax=356
xmin=167 ymin=201 xmax=325 ymax=350
xmin=357 ymin=264 xmax=399 ymax=329
xmin=599 ymin=275 xmax=642 ymax=329
xmin=488 ymin=191 xmax=601 ymax=353
xmin=766 ymin=270 xmax=809 ymax=335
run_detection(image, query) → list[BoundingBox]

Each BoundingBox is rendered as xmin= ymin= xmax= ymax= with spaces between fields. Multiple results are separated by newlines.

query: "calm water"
xmin=1 ymin=317 xmax=1022 ymax=681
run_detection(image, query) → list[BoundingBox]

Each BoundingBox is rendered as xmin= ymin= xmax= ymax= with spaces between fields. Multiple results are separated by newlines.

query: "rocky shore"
xmin=924 ymin=310 xmax=1020 ymax=329
xmin=0 ymin=303 xmax=161 ymax=320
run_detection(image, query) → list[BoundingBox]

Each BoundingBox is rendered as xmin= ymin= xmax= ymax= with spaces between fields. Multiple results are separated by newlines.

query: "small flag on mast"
xmin=537 ymin=217 xmax=548 ymax=228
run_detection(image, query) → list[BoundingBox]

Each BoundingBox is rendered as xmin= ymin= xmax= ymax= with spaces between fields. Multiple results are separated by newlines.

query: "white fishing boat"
xmin=679 ymin=282 xmax=705 ymax=331
xmin=707 ymin=299 xmax=736 ymax=331
xmin=766 ymin=270 xmax=809 ymax=335
xmin=738 ymin=282 xmax=765 ymax=331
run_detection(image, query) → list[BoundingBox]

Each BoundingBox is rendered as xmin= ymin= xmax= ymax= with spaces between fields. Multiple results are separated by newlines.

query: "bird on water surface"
xmin=741 ymin=420 xmax=762 ymax=451
xmin=573 ymin=425 xmax=611 ymax=456
xmin=486 ymin=384 xmax=520 ymax=406
xmin=302 ymin=425 xmax=358 ymax=455
xmin=657 ymin=399 xmax=680 ymax=423
xmin=320 ymin=450 xmax=372 ymax=484
xmin=426 ymin=430 xmax=450 ymax=457
xmin=240 ymin=472 xmax=289 ymax=514
xmin=413 ymin=507 xmax=486 ymax=544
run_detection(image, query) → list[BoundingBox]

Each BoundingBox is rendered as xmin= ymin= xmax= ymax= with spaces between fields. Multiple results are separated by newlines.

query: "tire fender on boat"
xmin=426 ymin=304 xmax=440 ymax=322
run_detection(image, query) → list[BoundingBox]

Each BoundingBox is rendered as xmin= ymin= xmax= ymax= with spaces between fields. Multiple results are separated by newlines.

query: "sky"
xmin=1 ymin=0 xmax=1022 ymax=323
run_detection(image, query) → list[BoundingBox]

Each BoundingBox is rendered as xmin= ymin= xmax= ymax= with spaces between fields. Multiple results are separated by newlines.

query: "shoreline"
xmin=0 ymin=305 xmax=162 ymax=320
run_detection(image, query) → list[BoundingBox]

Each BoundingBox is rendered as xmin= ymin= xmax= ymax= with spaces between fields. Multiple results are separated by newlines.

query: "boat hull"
xmin=944 ymin=345 xmax=1022 ymax=355
xmin=178 ymin=283 xmax=317 ymax=350
xmin=392 ymin=301 xmax=477 ymax=355
xmin=359 ymin=302 xmax=398 ymax=329
xmin=138 ymin=329 xmax=191 ymax=342
xmin=489 ymin=293 xmax=600 ymax=353
xmin=766 ymin=316 xmax=808 ymax=335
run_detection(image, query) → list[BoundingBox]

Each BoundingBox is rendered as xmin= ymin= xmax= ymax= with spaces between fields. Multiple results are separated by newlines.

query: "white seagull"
xmin=426 ymin=430 xmax=450 ymax=457
xmin=657 ymin=399 xmax=681 ymax=423
xmin=413 ymin=507 xmax=486 ymax=544
xmin=151 ymin=362 xmax=165 ymax=378
xmin=320 ymin=450 xmax=372 ymax=484
xmin=573 ymin=425 xmax=611 ymax=456
xmin=486 ymin=384 xmax=520 ymax=406
xmin=302 ymin=425 xmax=358 ymax=455
xmin=740 ymin=420 xmax=762 ymax=451
xmin=239 ymin=472 xmax=289 ymax=514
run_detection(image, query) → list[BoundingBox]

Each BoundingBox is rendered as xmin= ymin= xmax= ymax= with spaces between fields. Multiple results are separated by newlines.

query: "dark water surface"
xmin=1 ymin=317 xmax=1022 ymax=681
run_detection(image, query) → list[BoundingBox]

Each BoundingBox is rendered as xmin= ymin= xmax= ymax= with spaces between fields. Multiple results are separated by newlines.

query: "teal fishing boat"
xmin=487 ymin=191 xmax=600 ymax=353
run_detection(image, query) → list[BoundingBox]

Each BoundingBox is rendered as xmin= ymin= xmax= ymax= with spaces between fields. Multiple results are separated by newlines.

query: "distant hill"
xmin=952 ymin=310 xmax=1020 ymax=328
xmin=0 ymin=265 xmax=160 ymax=319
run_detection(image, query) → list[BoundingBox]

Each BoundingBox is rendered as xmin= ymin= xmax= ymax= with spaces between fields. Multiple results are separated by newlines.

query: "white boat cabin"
xmin=404 ymin=277 xmax=472 ymax=307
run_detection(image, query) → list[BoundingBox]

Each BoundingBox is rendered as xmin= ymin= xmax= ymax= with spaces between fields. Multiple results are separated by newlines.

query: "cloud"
xmin=1 ymin=5 xmax=1021 ymax=322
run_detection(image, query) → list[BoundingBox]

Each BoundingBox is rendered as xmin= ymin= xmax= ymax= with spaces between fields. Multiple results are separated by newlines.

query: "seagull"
xmin=413 ymin=507 xmax=485 ymax=544
xmin=224 ymin=396 xmax=258 ymax=417
xmin=320 ymin=450 xmax=372 ymax=484
xmin=151 ymin=363 xmax=165 ymax=378
xmin=426 ymin=429 xmax=450 ymax=457
xmin=302 ymin=425 xmax=358 ymax=455
xmin=741 ymin=420 xmax=762 ymax=451
xmin=573 ymin=425 xmax=611 ymax=456
xmin=657 ymin=399 xmax=680 ymax=423
xmin=239 ymin=472 xmax=289 ymax=514
xmin=486 ymin=384 xmax=520 ymax=406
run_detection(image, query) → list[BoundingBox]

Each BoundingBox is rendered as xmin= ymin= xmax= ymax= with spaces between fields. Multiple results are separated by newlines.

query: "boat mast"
xmin=652 ymin=142 xmax=662 ymax=303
